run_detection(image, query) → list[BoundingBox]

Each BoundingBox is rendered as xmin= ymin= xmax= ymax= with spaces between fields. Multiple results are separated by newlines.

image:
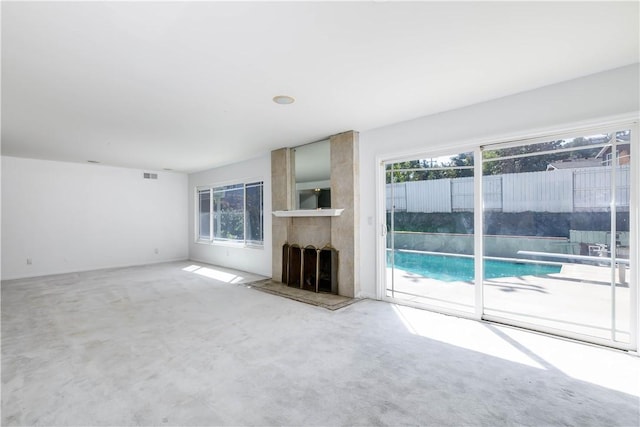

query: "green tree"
xmin=386 ymin=132 xmax=612 ymax=182
xmin=386 ymin=160 xmax=428 ymax=183
xmin=386 ymin=156 xmax=476 ymax=183
xmin=481 ymin=134 xmax=609 ymax=175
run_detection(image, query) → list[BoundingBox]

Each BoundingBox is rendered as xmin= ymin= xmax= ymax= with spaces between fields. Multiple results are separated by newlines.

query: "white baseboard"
xmin=1 ymin=257 xmax=189 ymax=281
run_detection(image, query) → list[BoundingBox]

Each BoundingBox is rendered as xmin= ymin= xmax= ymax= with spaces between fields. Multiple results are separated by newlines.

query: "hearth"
xmin=282 ymin=243 xmax=338 ymax=294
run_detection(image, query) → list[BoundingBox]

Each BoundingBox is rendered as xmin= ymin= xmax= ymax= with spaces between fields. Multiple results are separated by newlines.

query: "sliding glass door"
xmin=381 ymin=124 xmax=636 ymax=349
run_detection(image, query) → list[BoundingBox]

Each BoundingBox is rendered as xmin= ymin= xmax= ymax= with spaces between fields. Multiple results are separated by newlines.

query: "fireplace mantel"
xmin=272 ymin=209 xmax=344 ymax=218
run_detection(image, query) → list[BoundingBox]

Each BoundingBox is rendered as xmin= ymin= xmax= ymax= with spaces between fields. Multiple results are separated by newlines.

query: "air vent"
xmin=143 ymin=172 xmax=158 ymax=180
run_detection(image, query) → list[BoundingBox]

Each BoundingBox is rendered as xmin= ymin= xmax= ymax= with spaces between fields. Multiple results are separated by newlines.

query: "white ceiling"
xmin=2 ymin=1 xmax=638 ymax=173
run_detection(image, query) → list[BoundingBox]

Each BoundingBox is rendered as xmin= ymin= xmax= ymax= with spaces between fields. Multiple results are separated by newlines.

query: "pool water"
xmin=388 ymin=251 xmax=561 ymax=282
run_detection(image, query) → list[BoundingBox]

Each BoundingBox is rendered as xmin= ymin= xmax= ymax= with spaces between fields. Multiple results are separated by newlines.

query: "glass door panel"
xmin=482 ymin=131 xmax=633 ymax=346
xmin=385 ymin=153 xmax=475 ymax=314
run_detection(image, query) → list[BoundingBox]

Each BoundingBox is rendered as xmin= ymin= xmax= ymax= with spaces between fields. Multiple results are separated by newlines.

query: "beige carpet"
xmin=2 ymin=261 xmax=638 ymax=426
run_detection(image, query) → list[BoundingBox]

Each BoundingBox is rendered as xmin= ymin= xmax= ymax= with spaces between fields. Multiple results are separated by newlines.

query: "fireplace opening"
xmin=302 ymin=245 xmax=317 ymax=292
xmin=318 ymin=249 xmax=337 ymax=293
xmin=284 ymin=244 xmax=302 ymax=288
xmin=282 ymin=243 xmax=338 ymax=294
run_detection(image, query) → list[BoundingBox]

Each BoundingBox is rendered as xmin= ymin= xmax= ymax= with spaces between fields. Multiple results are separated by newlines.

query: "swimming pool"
xmin=388 ymin=250 xmax=561 ymax=282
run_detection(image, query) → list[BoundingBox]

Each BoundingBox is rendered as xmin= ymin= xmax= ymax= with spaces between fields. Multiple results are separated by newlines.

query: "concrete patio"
xmin=387 ymin=263 xmax=631 ymax=344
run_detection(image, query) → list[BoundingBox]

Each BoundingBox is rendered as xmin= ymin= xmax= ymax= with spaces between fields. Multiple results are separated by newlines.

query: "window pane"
xmin=198 ymin=189 xmax=211 ymax=240
xmin=213 ymin=184 xmax=244 ymax=241
xmin=245 ymin=182 xmax=264 ymax=245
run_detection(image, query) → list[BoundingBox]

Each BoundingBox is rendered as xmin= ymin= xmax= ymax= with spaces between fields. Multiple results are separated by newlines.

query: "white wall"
xmin=358 ymin=64 xmax=640 ymax=298
xmin=1 ymin=157 xmax=189 ymax=280
xmin=188 ymin=154 xmax=272 ymax=277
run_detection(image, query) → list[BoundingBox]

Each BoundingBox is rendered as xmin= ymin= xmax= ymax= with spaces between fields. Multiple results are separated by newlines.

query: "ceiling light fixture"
xmin=272 ymin=95 xmax=295 ymax=105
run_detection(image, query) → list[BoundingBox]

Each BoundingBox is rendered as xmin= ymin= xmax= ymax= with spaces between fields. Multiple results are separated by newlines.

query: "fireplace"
xmin=271 ymin=131 xmax=358 ymax=298
xmin=282 ymin=243 xmax=338 ymax=294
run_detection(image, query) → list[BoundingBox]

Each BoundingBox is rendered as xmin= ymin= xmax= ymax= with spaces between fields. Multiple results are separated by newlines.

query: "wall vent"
xmin=143 ymin=172 xmax=158 ymax=180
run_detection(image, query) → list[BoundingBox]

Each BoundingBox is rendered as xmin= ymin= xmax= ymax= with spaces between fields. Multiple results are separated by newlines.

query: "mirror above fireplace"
xmin=293 ymin=139 xmax=330 ymax=209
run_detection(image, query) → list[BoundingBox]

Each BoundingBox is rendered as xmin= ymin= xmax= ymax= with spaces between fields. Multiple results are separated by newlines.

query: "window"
xmin=197 ymin=181 xmax=264 ymax=246
xmin=245 ymin=181 xmax=264 ymax=245
xmin=213 ymin=184 xmax=244 ymax=242
xmin=198 ymin=189 xmax=211 ymax=240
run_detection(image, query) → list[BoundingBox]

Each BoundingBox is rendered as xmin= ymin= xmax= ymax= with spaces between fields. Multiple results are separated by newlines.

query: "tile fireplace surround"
xmin=271 ymin=131 xmax=360 ymax=298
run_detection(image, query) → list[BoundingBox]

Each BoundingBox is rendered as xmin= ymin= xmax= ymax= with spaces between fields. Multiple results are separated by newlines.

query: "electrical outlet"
xmin=26 ymin=258 xmax=32 ymax=265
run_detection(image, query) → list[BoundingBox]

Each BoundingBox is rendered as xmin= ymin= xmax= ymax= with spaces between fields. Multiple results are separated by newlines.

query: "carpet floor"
xmin=2 ymin=261 xmax=638 ymax=426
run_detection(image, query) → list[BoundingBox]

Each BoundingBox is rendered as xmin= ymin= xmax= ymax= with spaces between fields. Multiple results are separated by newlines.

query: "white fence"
xmin=386 ymin=166 xmax=630 ymax=213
